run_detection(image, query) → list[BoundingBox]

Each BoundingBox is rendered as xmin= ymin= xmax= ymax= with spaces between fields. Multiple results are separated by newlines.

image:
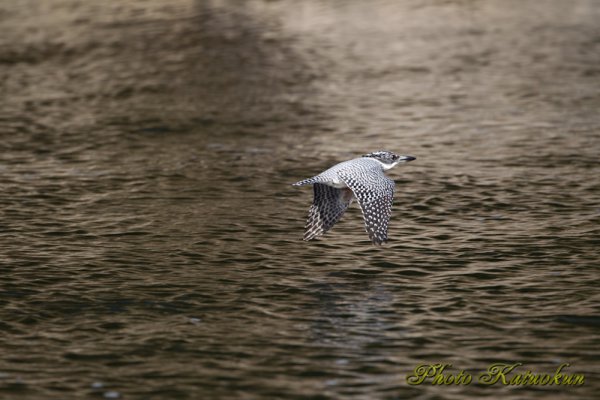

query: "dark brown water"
xmin=1 ymin=0 xmax=599 ymax=399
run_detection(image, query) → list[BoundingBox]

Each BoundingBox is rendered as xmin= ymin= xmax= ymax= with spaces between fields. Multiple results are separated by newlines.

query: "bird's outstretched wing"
xmin=304 ymin=183 xmax=353 ymax=241
xmin=338 ymin=168 xmax=395 ymax=245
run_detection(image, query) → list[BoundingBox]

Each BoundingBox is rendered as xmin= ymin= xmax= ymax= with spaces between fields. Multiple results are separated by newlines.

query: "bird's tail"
xmin=292 ymin=177 xmax=318 ymax=186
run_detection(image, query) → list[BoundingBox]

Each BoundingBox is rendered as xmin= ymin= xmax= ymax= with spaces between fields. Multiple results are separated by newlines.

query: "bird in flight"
xmin=293 ymin=151 xmax=416 ymax=245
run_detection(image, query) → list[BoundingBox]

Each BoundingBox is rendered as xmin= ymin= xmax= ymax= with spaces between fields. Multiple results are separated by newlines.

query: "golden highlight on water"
xmin=406 ymin=363 xmax=584 ymax=386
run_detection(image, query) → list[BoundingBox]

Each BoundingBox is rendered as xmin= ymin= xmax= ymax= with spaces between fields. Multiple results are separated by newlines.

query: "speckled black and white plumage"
xmin=337 ymin=168 xmax=395 ymax=245
xmin=303 ymin=184 xmax=353 ymax=241
xmin=293 ymin=151 xmax=415 ymax=245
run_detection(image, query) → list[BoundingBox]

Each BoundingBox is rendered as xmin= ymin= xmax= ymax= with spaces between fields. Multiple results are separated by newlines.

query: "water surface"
xmin=1 ymin=0 xmax=599 ymax=399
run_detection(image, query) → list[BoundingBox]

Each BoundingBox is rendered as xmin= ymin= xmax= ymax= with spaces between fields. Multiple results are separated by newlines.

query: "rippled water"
xmin=1 ymin=0 xmax=599 ymax=398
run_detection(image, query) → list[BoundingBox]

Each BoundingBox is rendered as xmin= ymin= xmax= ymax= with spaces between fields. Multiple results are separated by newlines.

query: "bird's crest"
xmin=362 ymin=150 xmax=400 ymax=165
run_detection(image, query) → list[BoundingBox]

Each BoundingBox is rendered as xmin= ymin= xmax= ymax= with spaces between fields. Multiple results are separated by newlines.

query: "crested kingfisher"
xmin=293 ymin=151 xmax=416 ymax=245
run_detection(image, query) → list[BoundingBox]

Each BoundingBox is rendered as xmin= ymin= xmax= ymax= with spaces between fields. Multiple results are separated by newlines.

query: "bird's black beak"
xmin=398 ymin=155 xmax=416 ymax=163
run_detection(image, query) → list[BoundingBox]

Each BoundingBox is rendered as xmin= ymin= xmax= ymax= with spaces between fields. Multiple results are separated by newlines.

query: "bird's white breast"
xmin=326 ymin=179 xmax=348 ymax=189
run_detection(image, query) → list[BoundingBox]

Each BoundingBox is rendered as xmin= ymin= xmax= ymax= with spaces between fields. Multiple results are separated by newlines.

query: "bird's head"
xmin=362 ymin=150 xmax=416 ymax=170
